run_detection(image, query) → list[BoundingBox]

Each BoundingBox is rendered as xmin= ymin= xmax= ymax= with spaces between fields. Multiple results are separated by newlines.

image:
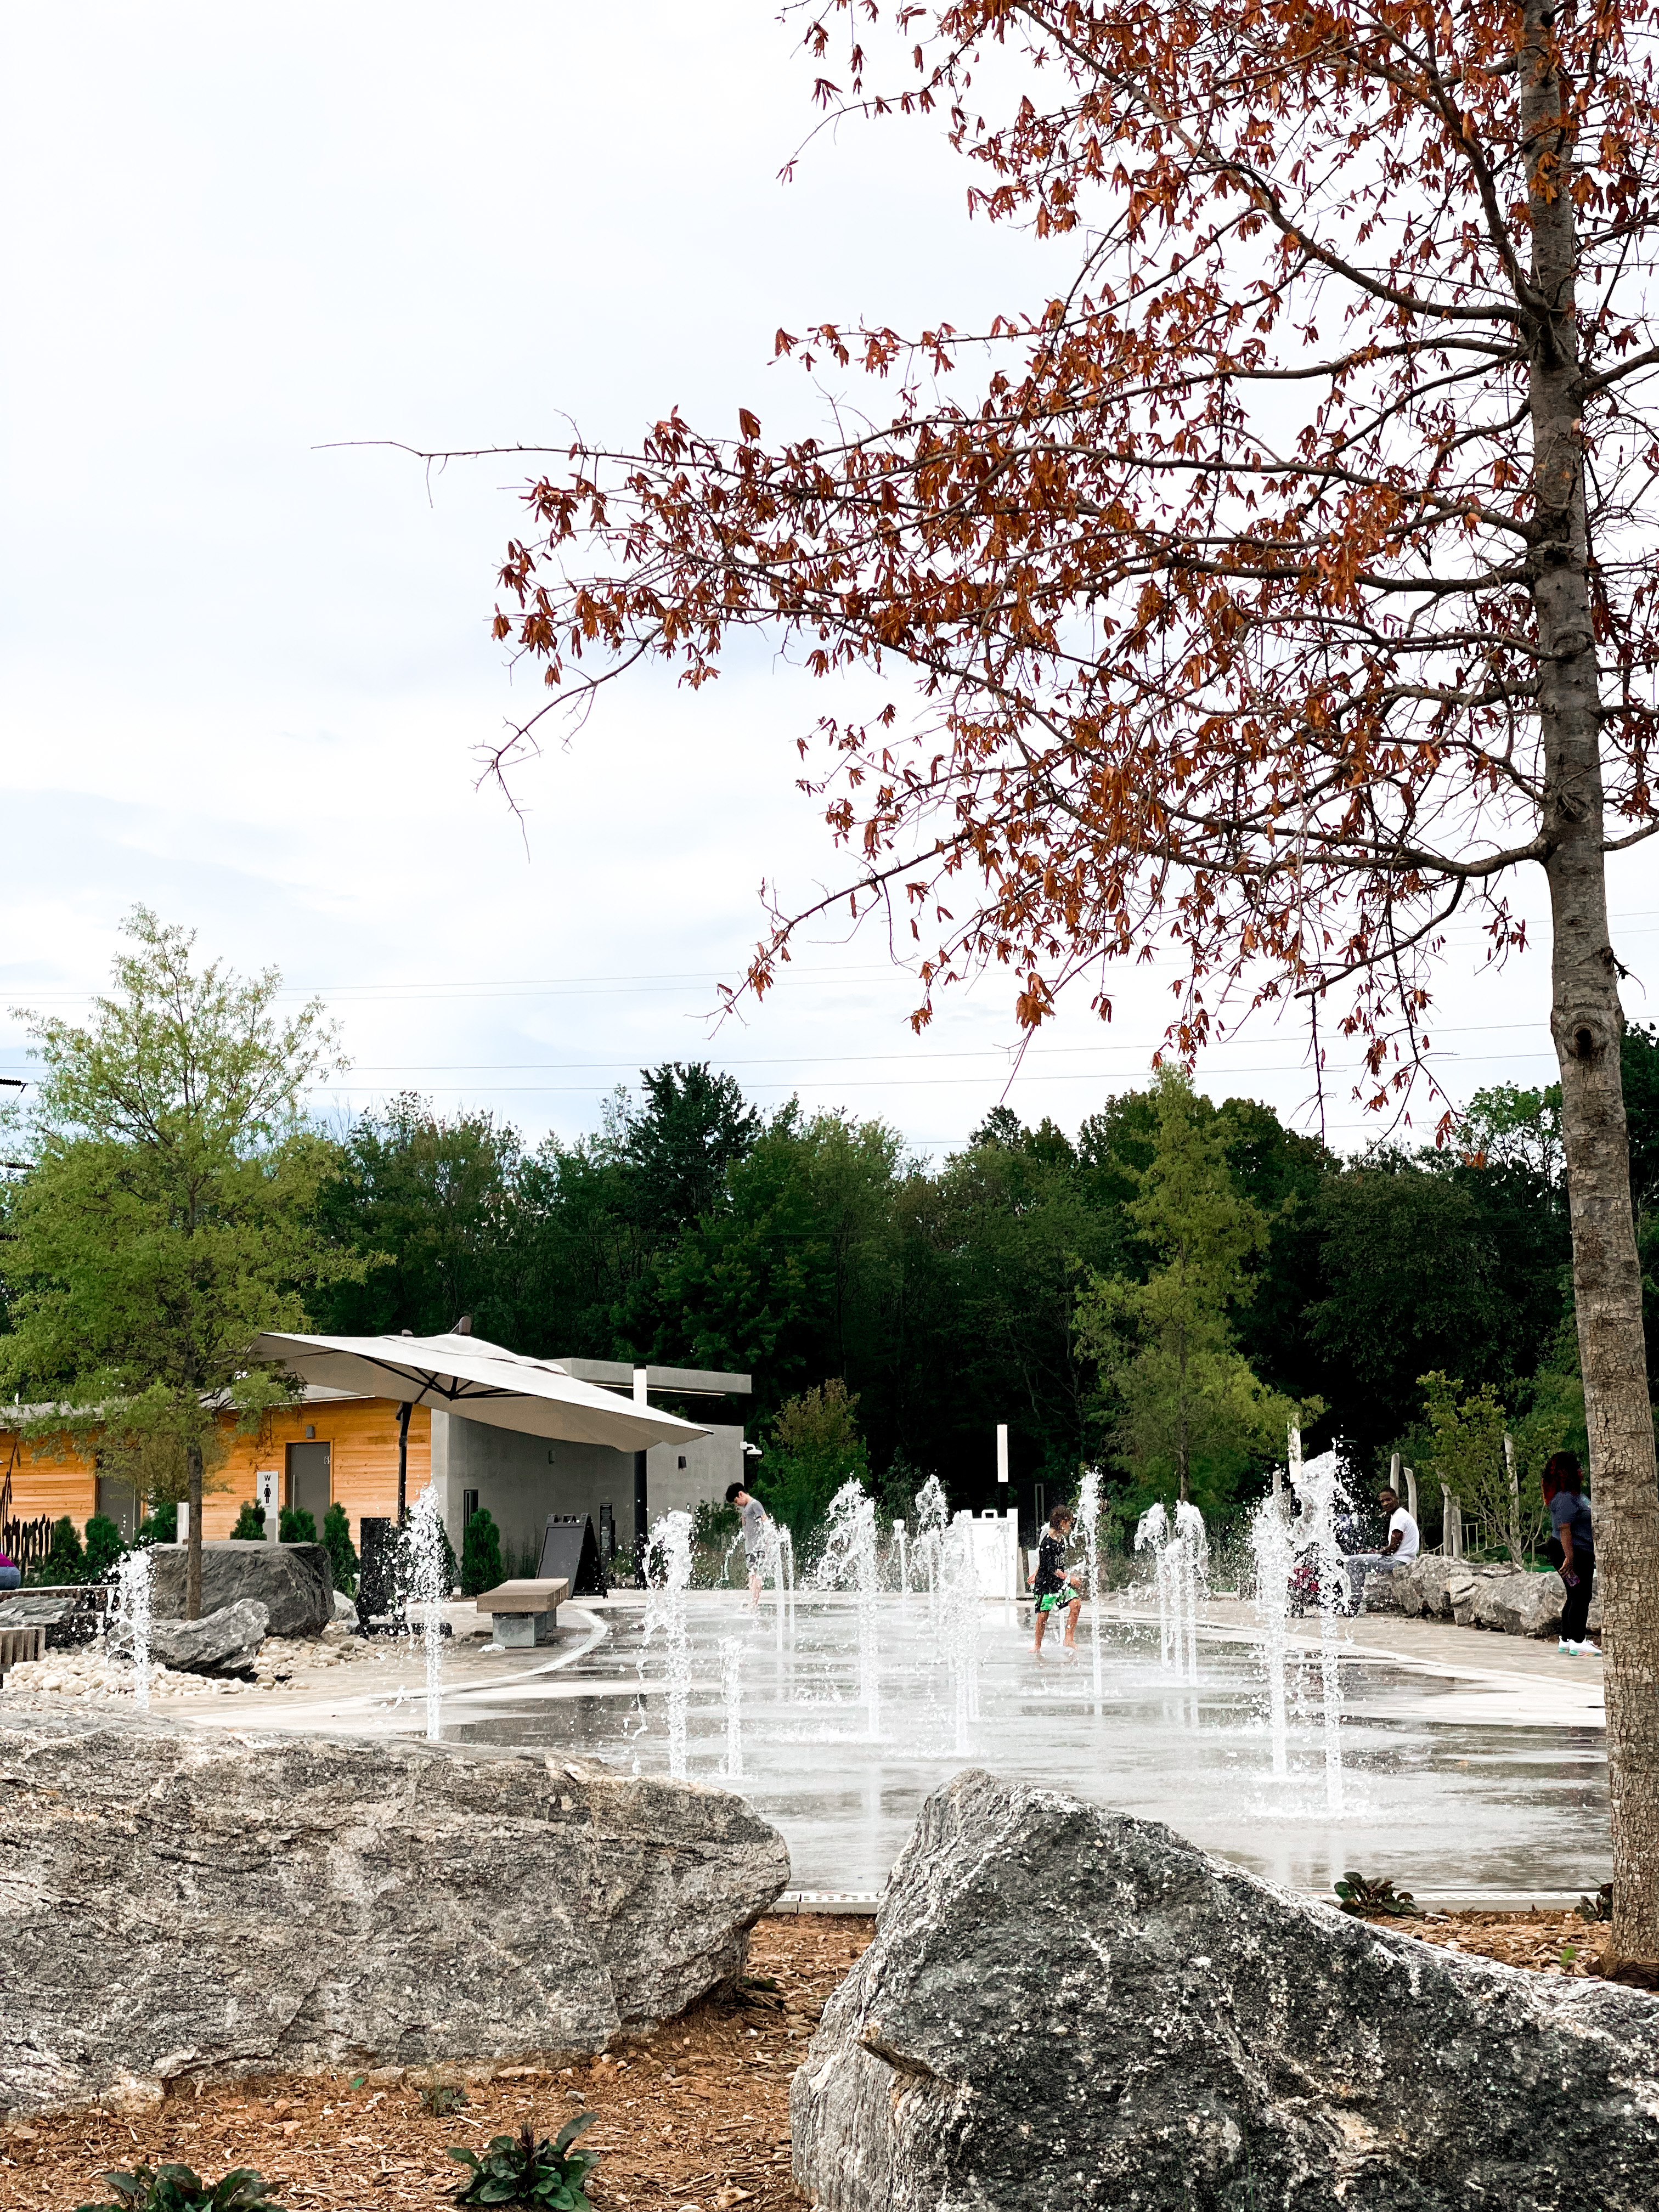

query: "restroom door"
xmin=285 ymin=1441 xmax=331 ymax=1530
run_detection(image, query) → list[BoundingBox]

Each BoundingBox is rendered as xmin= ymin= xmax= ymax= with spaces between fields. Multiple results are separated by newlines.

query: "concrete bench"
xmin=473 ymin=1577 xmax=570 ymax=1647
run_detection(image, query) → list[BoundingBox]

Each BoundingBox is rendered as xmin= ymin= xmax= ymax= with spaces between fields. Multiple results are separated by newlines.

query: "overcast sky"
xmin=4 ymin=2 xmax=1651 ymax=1163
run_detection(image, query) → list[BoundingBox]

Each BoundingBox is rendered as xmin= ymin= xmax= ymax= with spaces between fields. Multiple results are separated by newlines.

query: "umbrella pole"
xmin=397 ymin=1400 xmax=411 ymax=1525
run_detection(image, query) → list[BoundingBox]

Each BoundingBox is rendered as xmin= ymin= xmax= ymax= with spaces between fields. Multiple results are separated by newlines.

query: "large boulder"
xmin=108 ymin=1599 xmax=269 ymax=1675
xmin=1395 ymin=1554 xmax=1456 ymax=1618
xmin=145 ymin=1541 xmax=332 ymax=1638
xmin=1 ymin=1700 xmax=789 ymax=2113
xmin=792 ymin=1770 xmax=1659 ymax=2211
xmin=1469 ymin=1568 xmax=1564 ymax=1639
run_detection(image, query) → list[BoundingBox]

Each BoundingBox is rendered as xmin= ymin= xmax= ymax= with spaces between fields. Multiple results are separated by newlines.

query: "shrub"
xmin=83 ymin=1514 xmax=128 ymax=1580
xmin=279 ymin=1506 xmax=318 ymax=1544
xmin=76 ymin=2163 xmax=283 ymax=2211
xmin=449 ymin=2116 xmax=599 ymax=2209
xmin=135 ymin=1499 xmax=178 ymax=1546
xmin=322 ymin=1501 xmax=358 ymax=1595
xmin=460 ymin=1506 xmax=503 ymax=1596
xmin=229 ymin=1502 xmax=267 ymax=1542
xmin=29 ymin=1514 xmax=86 ymax=1584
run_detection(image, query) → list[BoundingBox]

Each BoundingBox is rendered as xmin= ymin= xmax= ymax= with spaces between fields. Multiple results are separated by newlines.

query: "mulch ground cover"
xmin=0 ymin=1917 xmax=871 ymax=2212
xmin=0 ymin=1908 xmax=1619 ymax=2211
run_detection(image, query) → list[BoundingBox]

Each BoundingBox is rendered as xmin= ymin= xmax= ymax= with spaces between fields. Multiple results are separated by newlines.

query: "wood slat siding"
xmin=0 ymin=1401 xmax=431 ymax=1544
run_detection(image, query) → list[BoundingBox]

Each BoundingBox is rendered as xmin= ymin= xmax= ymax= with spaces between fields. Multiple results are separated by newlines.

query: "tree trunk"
xmin=186 ymin=1441 xmax=204 ymax=1621
xmin=1528 ymin=0 xmax=1659 ymax=1972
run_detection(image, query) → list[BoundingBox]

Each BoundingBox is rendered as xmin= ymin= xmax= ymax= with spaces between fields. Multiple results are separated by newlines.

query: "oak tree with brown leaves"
xmin=451 ymin=0 xmax=1659 ymax=1971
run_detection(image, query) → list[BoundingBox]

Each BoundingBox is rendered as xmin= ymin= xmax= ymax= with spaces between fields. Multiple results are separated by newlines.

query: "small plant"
xmin=230 ymin=1502 xmax=267 ymax=1542
xmin=1334 ymin=1871 xmax=1424 ymax=1918
xmin=77 ymin=2163 xmax=283 ymax=2212
xmin=421 ymin=2079 xmax=471 ymax=2117
xmin=1578 ymin=1881 xmax=1614 ymax=1923
xmin=323 ymin=1501 xmax=359 ymax=1595
xmin=1559 ymin=1942 xmax=1579 ymax=1967
xmin=449 ymin=2115 xmax=599 ymax=2208
xmin=279 ymin=1505 xmax=318 ymax=1544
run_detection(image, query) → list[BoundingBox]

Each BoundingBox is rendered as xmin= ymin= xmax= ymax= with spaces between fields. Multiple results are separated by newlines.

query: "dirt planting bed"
xmin=0 ymin=1917 xmax=870 ymax=2212
xmin=0 ymin=1909 xmax=1617 ymax=2210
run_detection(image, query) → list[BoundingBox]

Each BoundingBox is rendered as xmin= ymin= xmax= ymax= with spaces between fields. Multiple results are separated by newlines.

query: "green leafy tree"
xmin=0 ymin=910 xmax=357 ymax=1616
xmin=1419 ymin=1372 xmax=1520 ymax=1564
xmin=460 ymin=1506 xmax=503 ymax=1597
xmin=758 ymin=1378 xmax=870 ymax=1537
xmin=1078 ymin=1069 xmax=1316 ymax=1513
xmin=313 ymin=1095 xmax=519 ymax=1338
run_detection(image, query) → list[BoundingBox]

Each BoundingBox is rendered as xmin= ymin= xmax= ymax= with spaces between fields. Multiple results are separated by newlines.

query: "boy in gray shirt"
xmin=726 ymin=1481 xmax=772 ymax=1610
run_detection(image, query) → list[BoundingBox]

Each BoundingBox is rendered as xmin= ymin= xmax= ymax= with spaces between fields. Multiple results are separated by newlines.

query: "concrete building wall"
xmin=429 ymin=1409 xmax=746 ymax=1567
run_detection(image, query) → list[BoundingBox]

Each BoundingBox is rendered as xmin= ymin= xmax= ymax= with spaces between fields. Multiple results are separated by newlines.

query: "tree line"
xmin=4 ymin=915 xmax=1652 ymax=1555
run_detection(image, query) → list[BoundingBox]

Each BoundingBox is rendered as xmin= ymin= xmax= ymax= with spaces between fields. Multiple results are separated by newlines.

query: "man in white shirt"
xmin=1346 ymin=1486 xmax=1419 ymax=1610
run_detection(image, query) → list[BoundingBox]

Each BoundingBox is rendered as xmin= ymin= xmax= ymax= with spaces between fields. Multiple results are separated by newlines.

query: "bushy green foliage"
xmin=229 ymin=1502 xmax=267 ymax=1542
xmin=82 ymin=1513 xmax=127 ymax=1579
xmin=29 ymin=1514 xmax=84 ymax=1584
xmin=448 ymin=2115 xmax=599 ymax=2209
xmin=322 ymin=1500 xmax=358 ymax=1595
xmin=756 ymin=1379 xmax=870 ymax=1537
xmin=460 ymin=1506 xmax=503 ymax=1596
xmin=134 ymin=1499 xmax=178 ymax=1545
xmin=690 ymin=1497 xmax=738 ymax=1552
xmin=77 ymin=2162 xmax=283 ymax=2211
xmin=279 ymin=1506 xmax=318 ymax=1545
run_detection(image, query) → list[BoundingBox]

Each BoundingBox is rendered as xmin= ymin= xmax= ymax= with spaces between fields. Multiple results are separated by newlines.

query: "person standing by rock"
xmin=1031 ymin=1504 xmax=1083 ymax=1657
xmin=726 ymin=1481 xmax=772 ymax=1613
xmin=1543 ymin=1452 xmax=1598 ymax=1656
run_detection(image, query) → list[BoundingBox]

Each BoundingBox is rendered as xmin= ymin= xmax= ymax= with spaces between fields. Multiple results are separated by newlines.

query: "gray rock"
xmin=1469 ymin=1568 xmax=1563 ymax=1639
xmin=792 ymin=1770 xmax=1659 ymax=2212
xmin=332 ymin=1589 xmax=359 ymax=1623
xmin=1395 ymin=1554 xmax=1456 ymax=1618
xmin=145 ymin=1541 xmax=332 ymax=1638
xmin=108 ymin=1600 xmax=269 ymax=1675
xmin=1 ymin=1698 xmax=789 ymax=2113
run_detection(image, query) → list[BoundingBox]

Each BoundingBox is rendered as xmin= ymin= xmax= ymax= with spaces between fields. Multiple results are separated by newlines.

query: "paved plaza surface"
xmin=167 ymin=1586 xmax=1609 ymax=1906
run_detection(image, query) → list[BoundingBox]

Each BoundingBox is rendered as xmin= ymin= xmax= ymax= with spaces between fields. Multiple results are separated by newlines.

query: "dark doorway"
xmin=285 ymin=1440 xmax=331 ymax=1529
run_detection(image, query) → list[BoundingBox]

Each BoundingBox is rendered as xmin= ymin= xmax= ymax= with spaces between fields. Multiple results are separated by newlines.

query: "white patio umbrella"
xmin=246 ymin=1325 xmax=707 ymax=1517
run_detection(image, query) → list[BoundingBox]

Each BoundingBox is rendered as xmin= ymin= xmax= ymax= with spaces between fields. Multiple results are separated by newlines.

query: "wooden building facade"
xmin=0 ymin=1391 xmax=432 ymax=1545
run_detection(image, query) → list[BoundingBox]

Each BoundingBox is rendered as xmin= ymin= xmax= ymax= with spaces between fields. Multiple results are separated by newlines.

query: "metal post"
xmin=396 ymin=1400 xmax=411 ymax=1526
xmin=1404 ymin=1465 xmax=1419 ymax=1527
xmin=996 ymin=1424 xmax=1008 ymax=1485
xmin=633 ymin=1365 xmax=649 ymax=1567
xmin=1504 ymin=1432 xmax=1520 ymax=1560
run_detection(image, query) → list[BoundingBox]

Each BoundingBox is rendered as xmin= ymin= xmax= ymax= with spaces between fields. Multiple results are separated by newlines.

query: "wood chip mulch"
xmin=2 ymin=1909 xmax=1623 ymax=2210
xmin=0 ymin=1916 xmax=871 ymax=2212
xmin=1386 ymin=1906 xmax=1613 ymax=1977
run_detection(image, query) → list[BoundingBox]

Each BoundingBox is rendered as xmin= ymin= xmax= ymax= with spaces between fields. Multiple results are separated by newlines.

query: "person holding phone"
xmin=1542 ymin=1451 xmax=1598 ymax=1656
